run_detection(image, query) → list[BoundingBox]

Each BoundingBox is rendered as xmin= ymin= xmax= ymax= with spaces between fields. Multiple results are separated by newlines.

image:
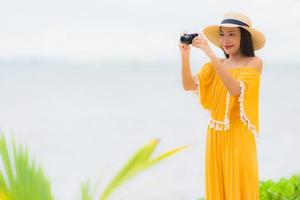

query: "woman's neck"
xmin=223 ymin=52 xmax=250 ymax=68
xmin=227 ymin=52 xmax=246 ymax=62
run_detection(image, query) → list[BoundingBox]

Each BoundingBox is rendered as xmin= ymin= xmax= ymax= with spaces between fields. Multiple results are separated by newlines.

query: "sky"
xmin=0 ymin=0 xmax=299 ymax=65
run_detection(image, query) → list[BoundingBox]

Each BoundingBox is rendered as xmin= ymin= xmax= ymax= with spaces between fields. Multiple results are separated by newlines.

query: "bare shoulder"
xmin=247 ymin=56 xmax=263 ymax=73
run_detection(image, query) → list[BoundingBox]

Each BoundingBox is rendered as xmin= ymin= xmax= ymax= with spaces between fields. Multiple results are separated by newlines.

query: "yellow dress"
xmin=193 ymin=61 xmax=260 ymax=200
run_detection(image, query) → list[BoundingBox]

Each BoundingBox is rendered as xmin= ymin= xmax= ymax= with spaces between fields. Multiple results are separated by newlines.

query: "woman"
xmin=178 ymin=12 xmax=266 ymax=199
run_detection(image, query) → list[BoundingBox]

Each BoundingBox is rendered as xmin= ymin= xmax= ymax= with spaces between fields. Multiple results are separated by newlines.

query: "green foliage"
xmin=0 ymin=133 xmax=191 ymax=200
xmin=0 ymin=134 xmax=54 ymax=200
xmin=81 ymin=176 xmax=102 ymax=200
xmin=2 ymin=132 xmax=300 ymax=200
xmin=98 ymin=138 xmax=192 ymax=200
xmin=260 ymin=174 xmax=300 ymax=200
xmin=196 ymin=174 xmax=300 ymax=200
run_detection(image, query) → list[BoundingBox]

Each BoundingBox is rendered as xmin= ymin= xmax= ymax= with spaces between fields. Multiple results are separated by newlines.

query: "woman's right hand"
xmin=178 ymin=32 xmax=191 ymax=56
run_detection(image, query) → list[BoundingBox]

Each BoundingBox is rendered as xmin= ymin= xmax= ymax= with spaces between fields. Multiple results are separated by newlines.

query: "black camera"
xmin=180 ymin=33 xmax=199 ymax=45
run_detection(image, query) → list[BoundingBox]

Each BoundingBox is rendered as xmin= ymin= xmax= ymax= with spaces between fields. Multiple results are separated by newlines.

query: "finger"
xmin=198 ymin=32 xmax=204 ymax=38
xmin=197 ymin=41 xmax=204 ymax=46
xmin=195 ymin=39 xmax=202 ymax=44
xmin=192 ymin=36 xmax=201 ymax=42
xmin=192 ymin=38 xmax=197 ymax=43
xmin=192 ymin=37 xmax=197 ymax=45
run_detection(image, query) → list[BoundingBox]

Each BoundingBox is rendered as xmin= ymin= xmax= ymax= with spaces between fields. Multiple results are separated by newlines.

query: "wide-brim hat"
xmin=203 ymin=12 xmax=266 ymax=50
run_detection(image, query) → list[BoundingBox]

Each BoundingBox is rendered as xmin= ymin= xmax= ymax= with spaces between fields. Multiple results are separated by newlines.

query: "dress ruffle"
xmin=192 ymin=62 xmax=260 ymax=136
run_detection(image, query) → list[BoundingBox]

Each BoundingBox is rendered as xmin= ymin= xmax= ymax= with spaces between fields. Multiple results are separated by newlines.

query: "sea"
xmin=0 ymin=60 xmax=299 ymax=200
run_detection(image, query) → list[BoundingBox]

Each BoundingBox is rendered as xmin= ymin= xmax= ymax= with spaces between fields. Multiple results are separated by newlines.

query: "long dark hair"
xmin=221 ymin=27 xmax=255 ymax=58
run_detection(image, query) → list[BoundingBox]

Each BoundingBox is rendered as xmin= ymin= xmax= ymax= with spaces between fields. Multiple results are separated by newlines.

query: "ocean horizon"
xmin=0 ymin=60 xmax=299 ymax=200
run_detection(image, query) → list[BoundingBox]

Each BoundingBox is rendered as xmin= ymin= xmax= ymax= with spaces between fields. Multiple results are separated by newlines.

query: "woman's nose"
xmin=223 ymin=36 xmax=231 ymax=43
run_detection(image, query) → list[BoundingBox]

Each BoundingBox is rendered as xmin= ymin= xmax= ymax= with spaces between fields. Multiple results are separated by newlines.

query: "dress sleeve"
xmin=229 ymin=68 xmax=261 ymax=135
xmin=192 ymin=62 xmax=215 ymax=110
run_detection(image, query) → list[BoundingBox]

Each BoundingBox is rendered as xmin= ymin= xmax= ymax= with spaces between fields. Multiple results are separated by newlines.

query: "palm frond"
xmin=99 ymin=138 xmax=192 ymax=200
xmin=0 ymin=134 xmax=54 ymax=200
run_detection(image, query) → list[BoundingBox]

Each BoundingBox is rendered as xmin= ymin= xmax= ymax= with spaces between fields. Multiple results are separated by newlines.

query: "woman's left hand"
xmin=192 ymin=33 xmax=213 ymax=57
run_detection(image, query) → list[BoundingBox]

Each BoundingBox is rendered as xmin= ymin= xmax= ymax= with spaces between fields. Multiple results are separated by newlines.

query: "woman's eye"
xmin=219 ymin=33 xmax=235 ymax=36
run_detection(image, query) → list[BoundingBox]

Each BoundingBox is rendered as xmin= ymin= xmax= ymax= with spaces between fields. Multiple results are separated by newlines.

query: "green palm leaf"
xmin=99 ymin=138 xmax=192 ymax=200
xmin=0 ymin=134 xmax=54 ymax=200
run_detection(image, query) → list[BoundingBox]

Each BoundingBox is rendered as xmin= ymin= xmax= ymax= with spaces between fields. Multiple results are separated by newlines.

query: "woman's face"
xmin=219 ymin=27 xmax=241 ymax=55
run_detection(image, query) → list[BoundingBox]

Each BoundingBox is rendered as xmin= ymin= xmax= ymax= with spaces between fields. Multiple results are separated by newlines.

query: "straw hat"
xmin=203 ymin=12 xmax=266 ymax=50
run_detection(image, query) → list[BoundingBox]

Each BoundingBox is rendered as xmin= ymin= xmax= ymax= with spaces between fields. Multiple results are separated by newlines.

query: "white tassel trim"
xmin=238 ymin=80 xmax=259 ymax=136
xmin=191 ymin=76 xmax=258 ymax=136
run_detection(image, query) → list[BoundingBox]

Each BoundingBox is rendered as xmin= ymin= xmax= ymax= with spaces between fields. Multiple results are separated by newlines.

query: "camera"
xmin=180 ymin=33 xmax=199 ymax=45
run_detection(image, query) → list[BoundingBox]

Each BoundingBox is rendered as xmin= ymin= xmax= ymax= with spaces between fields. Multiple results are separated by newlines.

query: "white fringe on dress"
xmin=192 ymin=75 xmax=259 ymax=136
xmin=238 ymin=80 xmax=259 ymax=136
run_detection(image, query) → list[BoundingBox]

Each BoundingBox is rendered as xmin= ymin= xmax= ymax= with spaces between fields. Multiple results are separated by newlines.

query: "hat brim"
xmin=203 ymin=24 xmax=266 ymax=50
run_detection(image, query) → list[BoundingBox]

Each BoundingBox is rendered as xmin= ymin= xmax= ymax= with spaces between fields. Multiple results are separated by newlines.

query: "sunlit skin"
xmin=179 ymin=26 xmax=263 ymax=97
xmin=219 ymin=27 xmax=243 ymax=61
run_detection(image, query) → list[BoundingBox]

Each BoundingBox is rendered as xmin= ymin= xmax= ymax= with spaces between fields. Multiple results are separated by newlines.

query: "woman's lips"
xmin=224 ymin=45 xmax=234 ymax=50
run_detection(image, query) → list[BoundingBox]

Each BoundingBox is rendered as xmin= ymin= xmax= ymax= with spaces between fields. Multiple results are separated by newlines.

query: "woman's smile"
xmin=224 ymin=45 xmax=234 ymax=50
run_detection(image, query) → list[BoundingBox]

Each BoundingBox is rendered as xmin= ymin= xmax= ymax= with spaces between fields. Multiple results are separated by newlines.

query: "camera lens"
xmin=180 ymin=33 xmax=198 ymax=45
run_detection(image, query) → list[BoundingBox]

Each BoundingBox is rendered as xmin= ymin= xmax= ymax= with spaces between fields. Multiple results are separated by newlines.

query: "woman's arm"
xmin=207 ymin=53 xmax=241 ymax=96
xmin=181 ymin=54 xmax=197 ymax=90
xmin=191 ymin=33 xmax=263 ymax=97
xmin=208 ymin=54 xmax=263 ymax=96
xmin=178 ymin=42 xmax=197 ymax=91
